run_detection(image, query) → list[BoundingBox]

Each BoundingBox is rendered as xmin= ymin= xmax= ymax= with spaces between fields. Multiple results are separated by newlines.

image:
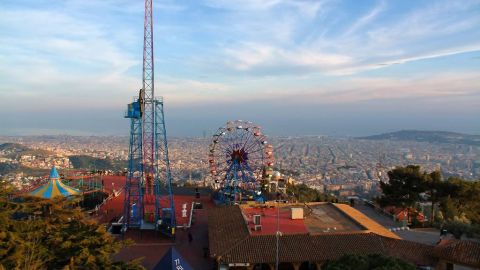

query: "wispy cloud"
xmin=239 ymin=71 xmax=480 ymax=107
xmin=0 ymin=0 xmax=479 ymax=135
xmin=313 ymin=72 xmax=480 ymax=104
xmin=203 ymin=0 xmax=282 ymax=10
xmin=217 ymin=0 xmax=480 ymax=76
xmin=0 ymin=4 xmax=140 ymax=111
xmin=343 ymin=0 xmax=386 ymax=36
xmin=225 ymin=42 xmax=352 ymax=73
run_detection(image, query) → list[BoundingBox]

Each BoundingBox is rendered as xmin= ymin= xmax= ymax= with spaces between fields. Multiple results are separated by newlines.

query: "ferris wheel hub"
xmin=231 ymin=148 xmax=247 ymax=163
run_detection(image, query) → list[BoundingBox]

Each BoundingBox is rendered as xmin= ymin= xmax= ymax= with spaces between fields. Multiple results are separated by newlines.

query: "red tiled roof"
xmin=221 ymin=234 xmax=312 ymax=263
xmin=217 ymin=232 xmax=443 ymax=265
xmin=381 ymin=236 xmax=437 ymax=266
xmin=311 ymin=233 xmax=386 ymax=261
xmin=434 ymin=239 xmax=480 ymax=268
xmin=208 ymin=206 xmax=249 ymax=257
xmin=209 ymin=206 xmax=438 ymax=266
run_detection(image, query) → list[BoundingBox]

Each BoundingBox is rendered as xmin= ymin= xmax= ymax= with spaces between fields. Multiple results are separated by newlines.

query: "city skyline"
xmin=1 ymin=0 xmax=480 ymax=136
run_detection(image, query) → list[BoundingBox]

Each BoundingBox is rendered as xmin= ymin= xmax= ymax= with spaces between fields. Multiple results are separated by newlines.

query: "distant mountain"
xmin=0 ymin=143 xmax=53 ymax=159
xmin=68 ymin=155 xmax=126 ymax=171
xmin=0 ymin=163 xmax=49 ymax=176
xmin=0 ymin=143 xmax=30 ymax=152
xmin=359 ymin=130 xmax=480 ymax=146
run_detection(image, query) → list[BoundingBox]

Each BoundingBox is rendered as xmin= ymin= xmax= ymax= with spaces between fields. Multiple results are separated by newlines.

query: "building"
xmin=208 ymin=203 xmax=480 ymax=270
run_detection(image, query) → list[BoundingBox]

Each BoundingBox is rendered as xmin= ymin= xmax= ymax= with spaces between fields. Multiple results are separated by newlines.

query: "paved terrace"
xmin=240 ymin=202 xmax=398 ymax=239
xmin=95 ymin=176 xmax=215 ymax=269
xmin=114 ymin=197 xmax=215 ymax=270
xmin=96 ymin=176 xmax=193 ymax=226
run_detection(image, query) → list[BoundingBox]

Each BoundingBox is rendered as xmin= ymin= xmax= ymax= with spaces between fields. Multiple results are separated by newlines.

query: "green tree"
xmin=322 ymin=254 xmax=416 ymax=270
xmin=447 ymin=178 xmax=480 ymax=224
xmin=440 ymin=196 xmax=458 ymax=221
xmin=0 ymin=180 xmax=144 ymax=270
xmin=377 ymin=166 xmax=480 ymax=230
xmin=378 ymin=165 xmax=427 ymax=208
xmin=286 ymin=184 xmax=332 ymax=202
xmin=425 ymin=170 xmax=442 ymax=225
xmin=436 ymin=177 xmax=480 ymax=224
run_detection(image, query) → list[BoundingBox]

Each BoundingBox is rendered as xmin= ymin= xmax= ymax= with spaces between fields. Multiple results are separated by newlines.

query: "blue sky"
xmin=0 ymin=0 xmax=479 ymax=136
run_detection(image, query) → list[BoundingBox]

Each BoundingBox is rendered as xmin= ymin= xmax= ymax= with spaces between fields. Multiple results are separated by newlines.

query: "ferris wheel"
xmin=208 ymin=120 xmax=274 ymax=203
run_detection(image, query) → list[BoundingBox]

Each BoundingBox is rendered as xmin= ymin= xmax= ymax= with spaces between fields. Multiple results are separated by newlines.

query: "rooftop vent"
xmin=253 ymin=214 xmax=261 ymax=225
xmin=291 ymin=208 xmax=304 ymax=220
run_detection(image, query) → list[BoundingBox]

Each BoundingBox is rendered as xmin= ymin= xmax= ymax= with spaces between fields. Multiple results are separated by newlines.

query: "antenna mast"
xmin=143 ymin=0 xmax=155 ymax=195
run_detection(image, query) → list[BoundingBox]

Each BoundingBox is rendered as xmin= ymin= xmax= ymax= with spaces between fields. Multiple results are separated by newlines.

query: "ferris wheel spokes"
xmin=209 ymin=120 xmax=274 ymax=204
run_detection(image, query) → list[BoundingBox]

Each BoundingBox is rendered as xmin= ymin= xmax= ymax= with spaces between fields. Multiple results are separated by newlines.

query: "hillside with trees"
xmin=378 ymin=165 xmax=480 ymax=238
xmin=0 ymin=163 xmax=49 ymax=176
xmin=360 ymin=130 xmax=480 ymax=146
xmin=0 ymin=143 xmax=53 ymax=159
xmin=68 ymin=155 xmax=126 ymax=171
xmin=286 ymin=183 xmax=336 ymax=203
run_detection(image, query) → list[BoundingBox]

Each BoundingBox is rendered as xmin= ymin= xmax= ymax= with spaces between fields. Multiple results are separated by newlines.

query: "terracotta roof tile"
xmin=310 ymin=233 xmax=385 ymax=260
xmin=434 ymin=240 xmax=480 ymax=268
xmin=208 ymin=206 xmax=249 ymax=257
xmin=219 ymin=233 xmax=388 ymax=264
xmin=381 ymin=236 xmax=436 ymax=266
xmin=208 ymin=205 xmax=479 ymax=268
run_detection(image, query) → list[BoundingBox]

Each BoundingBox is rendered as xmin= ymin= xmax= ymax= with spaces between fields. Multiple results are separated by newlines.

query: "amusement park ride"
xmin=123 ymin=0 xmax=175 ymax=236
xmin=209 ymin=120 xmax=275 ymax=204
xmin=122 ymin=1 xmax=275 ymax=235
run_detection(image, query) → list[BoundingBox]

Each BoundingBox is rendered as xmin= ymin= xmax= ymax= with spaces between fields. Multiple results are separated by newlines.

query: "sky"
xmin=0 ymin=0 xmax=479 ymax=137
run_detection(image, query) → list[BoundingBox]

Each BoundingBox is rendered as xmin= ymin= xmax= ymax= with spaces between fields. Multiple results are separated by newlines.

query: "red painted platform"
xmin=96 ymin=176 xmax=194 ymax=227
xmin=242 ymin=206 xmax=308 ymax=235
xmin=101 ymin=175 xmax=126 ymax=193
xmin=114 ymin=196 xmax=215 ymax=270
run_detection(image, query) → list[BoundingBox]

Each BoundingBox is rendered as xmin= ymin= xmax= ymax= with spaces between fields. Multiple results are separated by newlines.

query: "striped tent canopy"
xmin=30 ymin=166 xmax=80 ymax=199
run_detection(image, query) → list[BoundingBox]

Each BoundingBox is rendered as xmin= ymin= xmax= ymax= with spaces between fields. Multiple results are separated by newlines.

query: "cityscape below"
xmin=1 ymin=130 xmax=479 ymax=195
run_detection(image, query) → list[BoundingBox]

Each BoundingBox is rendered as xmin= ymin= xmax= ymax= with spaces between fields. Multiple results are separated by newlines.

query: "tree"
xmin=0 ymin=180 xmax=144 ymax=270
xmin=435 ymin=177 xmax=480 ymax=224
xmin=286 ymin=184 xmax=332 ymax=202
xmin=446 ymin=178 xmax=480 ymax=224
xmin=377 ymin=166 xmax=480 ymax=230
xmin=440 ymin=196 xmax=458 ymax=221
xmin=378 ymin=165 xmax=427 ymax=208
xmin=425 ymin=170 xmax=442 ymax=225
xmin=322 ymin=254 xmax=416 ymax=270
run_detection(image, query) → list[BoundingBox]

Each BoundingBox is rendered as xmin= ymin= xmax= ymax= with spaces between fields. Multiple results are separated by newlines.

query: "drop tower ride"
xmin=123 ymin=0 xmax=176 ymax=237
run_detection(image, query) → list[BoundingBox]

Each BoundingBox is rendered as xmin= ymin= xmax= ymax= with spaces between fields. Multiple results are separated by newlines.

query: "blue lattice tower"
xmin=122 ymin=0 xmax=176 ymax=235
xmin=123 ymin=99 xmax=144 ymax=228
xmin=154 ymin=98 xmax=176 ymax=236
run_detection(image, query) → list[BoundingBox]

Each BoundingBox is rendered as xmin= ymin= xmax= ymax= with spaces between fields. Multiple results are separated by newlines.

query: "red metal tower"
xmin=142 ymin=0 xmax=155 ymax=195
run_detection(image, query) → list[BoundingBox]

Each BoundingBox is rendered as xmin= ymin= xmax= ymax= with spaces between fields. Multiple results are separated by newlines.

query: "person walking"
xmin=188 ymin=232 xmax=193 ymax=243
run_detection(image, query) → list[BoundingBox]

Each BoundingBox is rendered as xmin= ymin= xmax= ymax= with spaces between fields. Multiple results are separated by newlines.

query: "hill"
xmin=0 ymin=143 xmax=30 ymax=152
xmin=0 ymin=143 xmax=53 ymax=159
xmin=359 ymin=130 xmax=480 ymax=146
xmin=68 ymin=155 xmax=126 ymax=171
xmin=0 ymin=163 xmax=49 ymax=176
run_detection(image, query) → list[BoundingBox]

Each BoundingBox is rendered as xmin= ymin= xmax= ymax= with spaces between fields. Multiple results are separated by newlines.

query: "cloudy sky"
xmin=1 ymin=0 xmax=479 ymax=137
